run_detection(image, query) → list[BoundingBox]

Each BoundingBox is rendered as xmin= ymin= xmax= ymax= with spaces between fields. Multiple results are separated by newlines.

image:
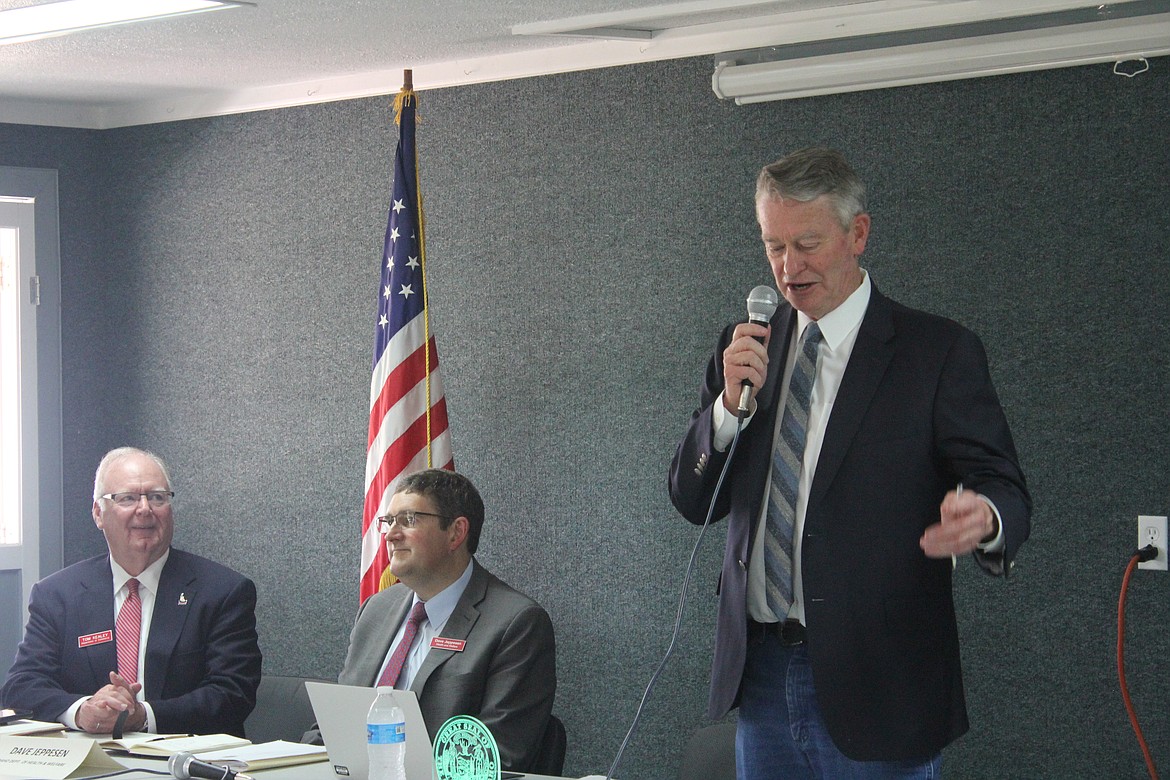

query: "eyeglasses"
xmin=376 ymin=510 xmax=450 ymax=531
xmin=100 ymin=491 xmax=175 ymax=508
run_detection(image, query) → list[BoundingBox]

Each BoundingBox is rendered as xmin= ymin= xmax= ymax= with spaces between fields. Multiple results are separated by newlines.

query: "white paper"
xmin=0 ymin=720 xmax=66 ymax=737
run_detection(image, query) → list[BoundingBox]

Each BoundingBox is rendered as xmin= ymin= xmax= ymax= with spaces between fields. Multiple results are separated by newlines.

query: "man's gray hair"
xmin=93 ymin=446 xmax=172 ymax=501
xmin=755 ymin=146 xmax=867 ymax=230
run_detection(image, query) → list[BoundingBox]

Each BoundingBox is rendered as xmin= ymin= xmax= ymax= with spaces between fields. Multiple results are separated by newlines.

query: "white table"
xmin=111 ymin=752 xmax=577 ymax=780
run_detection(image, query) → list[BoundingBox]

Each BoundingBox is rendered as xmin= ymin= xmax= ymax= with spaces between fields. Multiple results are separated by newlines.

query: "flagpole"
xmin=399 ymin=70 xmax=435 ymax=468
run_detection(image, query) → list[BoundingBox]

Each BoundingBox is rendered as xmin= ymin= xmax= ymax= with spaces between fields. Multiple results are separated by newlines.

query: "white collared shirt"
xmin=742 ymin=272 xmax=871 ymax=624
xmin=376 ymin=558 xmax=474 ymax=690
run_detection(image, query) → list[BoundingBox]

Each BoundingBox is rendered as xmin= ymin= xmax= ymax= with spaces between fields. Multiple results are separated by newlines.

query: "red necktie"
xmin=115 ymin=579 xmax=142 ymax=684
xmin=377 ymin=601 xmax=428 ymax=688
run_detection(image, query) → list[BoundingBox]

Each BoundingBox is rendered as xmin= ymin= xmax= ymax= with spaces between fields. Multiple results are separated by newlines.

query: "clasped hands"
xmin=77 ymin=671 xmax=145 ymax=734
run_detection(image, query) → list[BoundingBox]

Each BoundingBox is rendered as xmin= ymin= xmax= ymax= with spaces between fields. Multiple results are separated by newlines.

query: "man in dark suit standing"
xmin=669 ymin=147 xmax=1030 ymax=779
xmin=326 ymin=468 xmax=556 ymax=773
xmin=1 ymin=447 xmax=261 ymax=736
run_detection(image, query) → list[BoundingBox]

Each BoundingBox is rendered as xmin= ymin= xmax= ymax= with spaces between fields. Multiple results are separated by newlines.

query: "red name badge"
xmin=78 ymin=630 xmax=113 ymax=648
xmin=430 ymin=637 xmax=466 ymax=652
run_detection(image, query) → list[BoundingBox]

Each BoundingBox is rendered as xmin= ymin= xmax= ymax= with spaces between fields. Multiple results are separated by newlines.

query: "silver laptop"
xmin=306 ymin=681 xmax=433 ymax=780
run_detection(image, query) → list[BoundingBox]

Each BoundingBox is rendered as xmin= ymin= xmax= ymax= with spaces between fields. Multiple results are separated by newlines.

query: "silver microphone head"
xmin=168 ymin=752 xmax=193 ymax=780
xmin=746 ymin=285 xmax=779 ymax=324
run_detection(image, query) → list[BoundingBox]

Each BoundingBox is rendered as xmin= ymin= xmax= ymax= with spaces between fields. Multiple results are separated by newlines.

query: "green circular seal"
xmin=433 ymin=715 xmax=500 ymax=780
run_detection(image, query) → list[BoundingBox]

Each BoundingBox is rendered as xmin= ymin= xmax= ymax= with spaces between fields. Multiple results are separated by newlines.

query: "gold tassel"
xmin=392 ymin=87 xmax=417 ymax=125
xmin=393 ymin=68 xmax=418 ymax=125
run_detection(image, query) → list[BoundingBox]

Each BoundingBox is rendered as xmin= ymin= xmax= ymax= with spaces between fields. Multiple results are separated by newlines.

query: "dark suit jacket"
xmin=335 ymin=560 xmax=556 ymax=772
xmin=669 ymin=285 xmax=1031 ymax=761
xmin=0 ymin=548 xmax=262 ymax=736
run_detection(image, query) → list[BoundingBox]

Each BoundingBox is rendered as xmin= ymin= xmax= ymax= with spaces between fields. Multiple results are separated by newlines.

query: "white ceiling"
xmin=0 ymin=0 xmax=1160 ymax=129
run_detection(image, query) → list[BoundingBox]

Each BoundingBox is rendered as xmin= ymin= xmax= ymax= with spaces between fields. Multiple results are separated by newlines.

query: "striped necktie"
xmin=115 ymin=578 xmax=142 ymax=684
xmin=764 ymin=323 xmax=823 ymax=620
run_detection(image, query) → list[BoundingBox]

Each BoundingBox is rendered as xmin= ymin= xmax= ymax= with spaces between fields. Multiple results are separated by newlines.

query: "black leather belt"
xmin=749 ymin=618 xmax=806 ymax=646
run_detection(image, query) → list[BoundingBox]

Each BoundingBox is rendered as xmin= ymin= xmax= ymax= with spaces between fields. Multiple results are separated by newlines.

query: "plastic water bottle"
xmin=367 ymin=686 xmax=407 ymax=780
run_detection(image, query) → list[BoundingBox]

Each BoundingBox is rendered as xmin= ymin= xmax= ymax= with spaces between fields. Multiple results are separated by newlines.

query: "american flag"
xmin=360 ymin=82 xmax=453 ymax=604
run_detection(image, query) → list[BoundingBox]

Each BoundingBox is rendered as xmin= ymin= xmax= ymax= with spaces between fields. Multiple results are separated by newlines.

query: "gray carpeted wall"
xmin=3 ymin=54 xmax=1170 ymax=778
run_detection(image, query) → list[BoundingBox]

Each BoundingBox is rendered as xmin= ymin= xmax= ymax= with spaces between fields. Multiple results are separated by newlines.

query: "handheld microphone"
xmin=737 ymin=285 xmax=780 ymax=414
xmin=167 ymin=752 xmax=253 ymax=780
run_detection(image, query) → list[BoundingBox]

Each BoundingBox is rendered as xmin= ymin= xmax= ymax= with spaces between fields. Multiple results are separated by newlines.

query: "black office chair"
xmin=243 ymin=675 xmax=325 ymax=743
xmin=528 ymin=713 xmax=567 ymax=776
xmin=678 ymin=721 xmax=736 ymax=780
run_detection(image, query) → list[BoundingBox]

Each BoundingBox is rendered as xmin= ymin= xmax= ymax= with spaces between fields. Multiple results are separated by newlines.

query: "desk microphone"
xmin=168 ymin=752 xmax=253 ymax=780
xmin=738 ymin=285 xmax=780 ymax=414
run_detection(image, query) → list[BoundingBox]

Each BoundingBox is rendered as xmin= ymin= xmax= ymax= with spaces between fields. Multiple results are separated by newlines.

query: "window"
xmin=0 ymin=201 xmax=33 ymax=545
xmin=0 ymin=168 xmax=62 ymax=674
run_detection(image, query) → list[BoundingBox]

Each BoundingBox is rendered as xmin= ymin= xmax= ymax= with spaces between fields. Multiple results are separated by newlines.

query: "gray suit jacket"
xmin=336 ymin=560 xmax=556 ymax=772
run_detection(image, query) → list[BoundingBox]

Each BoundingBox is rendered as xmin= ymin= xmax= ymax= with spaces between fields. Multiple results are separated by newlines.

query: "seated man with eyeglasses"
xmin=1 ymin=446 xmax=262 ymax=736
xmin=309 ymin=468 xmax=556 ymax=773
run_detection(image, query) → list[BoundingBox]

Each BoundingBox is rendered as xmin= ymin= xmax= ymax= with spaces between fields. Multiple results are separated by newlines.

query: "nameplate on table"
xmin=0 ymin=735 xmax=125 ymax=779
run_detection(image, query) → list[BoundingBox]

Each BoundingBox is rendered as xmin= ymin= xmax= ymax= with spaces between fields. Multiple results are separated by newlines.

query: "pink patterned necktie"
xmin=377 ymin=601 xmax=428 ymax=687
xmin=115 ymin=579 xmax=142 ymax=684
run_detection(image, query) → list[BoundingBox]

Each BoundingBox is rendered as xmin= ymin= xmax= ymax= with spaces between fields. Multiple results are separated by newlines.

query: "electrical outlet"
xmin=1137 ymin=515 xmax=1167 ymax=571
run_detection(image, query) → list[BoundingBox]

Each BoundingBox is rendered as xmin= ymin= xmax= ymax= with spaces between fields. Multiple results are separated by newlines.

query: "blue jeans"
xmin=736 ymin=631 xmax=942 ymax=780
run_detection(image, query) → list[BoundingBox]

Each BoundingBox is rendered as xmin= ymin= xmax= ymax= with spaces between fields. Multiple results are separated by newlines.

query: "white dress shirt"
xmin=740 ymin=274 xmax=869 ymax=625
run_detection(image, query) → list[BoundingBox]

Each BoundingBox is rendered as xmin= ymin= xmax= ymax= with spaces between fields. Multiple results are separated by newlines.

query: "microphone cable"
xmin=605 ymin=410 xmax=750 ymax=780
xmin=1118 ymin=545 xmax=1160 ymax=780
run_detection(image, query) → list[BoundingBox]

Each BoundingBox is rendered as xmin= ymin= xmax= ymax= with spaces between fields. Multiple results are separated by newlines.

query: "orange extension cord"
xmin=1118 ymin=551 xmax=1160 ymax=780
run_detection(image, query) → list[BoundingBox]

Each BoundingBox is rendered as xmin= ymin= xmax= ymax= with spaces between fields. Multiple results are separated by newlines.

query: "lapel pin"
xmin=178 ymin=593 xmax=188 ymax=605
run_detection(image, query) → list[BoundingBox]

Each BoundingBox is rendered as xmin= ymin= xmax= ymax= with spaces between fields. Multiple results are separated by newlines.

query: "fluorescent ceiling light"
xmin=0 ymin=0 xmax=249 ymax=46
xmin=712 ymin=11 xmax=1170 ymax=104
xmin=512 ymin=0 xmax=791 ymax=40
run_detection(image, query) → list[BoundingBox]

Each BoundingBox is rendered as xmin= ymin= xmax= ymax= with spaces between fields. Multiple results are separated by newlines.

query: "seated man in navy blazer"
xmin=1 ymin=446 xmax=262 ymax=736
xmin=321 ymin=468 xmax=556 ymax=772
